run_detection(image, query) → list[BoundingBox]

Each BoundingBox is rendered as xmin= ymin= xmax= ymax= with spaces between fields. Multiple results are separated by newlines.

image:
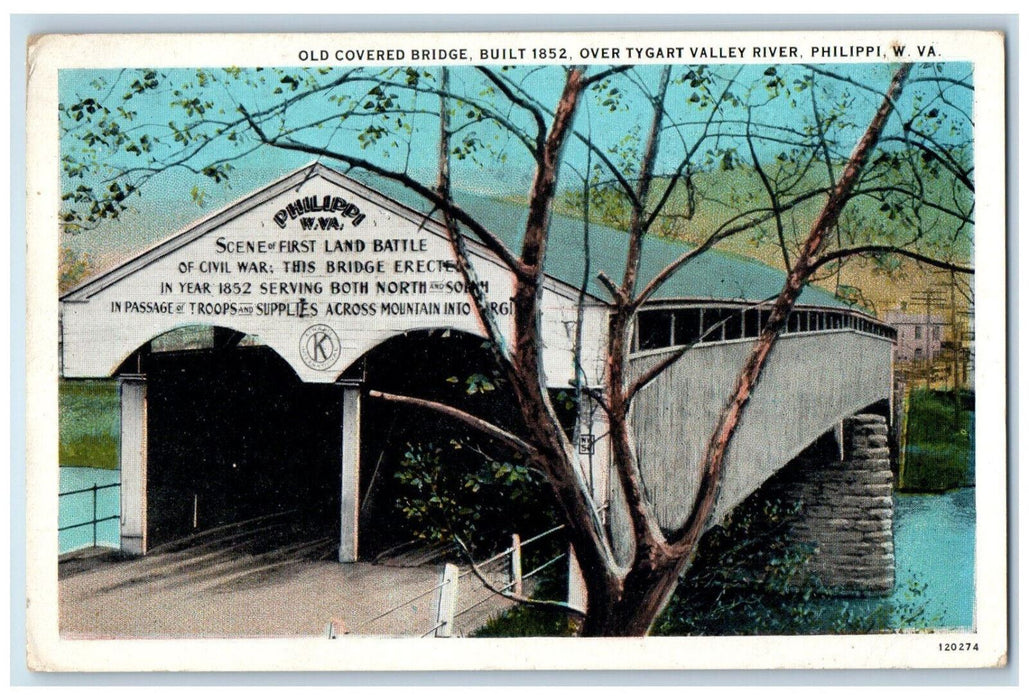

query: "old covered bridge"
xmin=60 ymin=163 xmax=898 ymax=594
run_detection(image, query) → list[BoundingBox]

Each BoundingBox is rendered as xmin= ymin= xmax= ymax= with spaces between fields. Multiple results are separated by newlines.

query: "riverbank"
xmin=898 ymin=388 xmax=974 ymax=492
xmin=59 ymin=379 xmax=119 ymax=469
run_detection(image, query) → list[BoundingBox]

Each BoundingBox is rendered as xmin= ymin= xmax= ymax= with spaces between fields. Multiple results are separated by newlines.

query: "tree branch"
xmin=644 ymin=66 xmax=744 ymax=234
xmin=746 ymin=106 xmax=791 ymax=271
xmin=811 ymin=245 xmax=973 ymax=275
xmin=624 ymin=297 xmax=777 ymax=405
xmin=582 ymin=65 xmax=632 ymax=87
xmin=669 ymin=63 xmax=913 ymax=553
xmin=620 ymin=66 xmax=672 ymax=301
xmin=451 ymin=534 xmax=586 ymax=617
xmin=238 ymin=105 xmax=532 ymax=280
xmin=436 ymin=67 xmax=511 ymax=361
xmin=879 ymin=133 xmax=974 ymax=192
xmin=632 ymin=186 xmax=831 ymax=309
xmin=368 ymin=390 xmax=533 ymax=455
xmin=476 ymin=66 xmax=547 ymax=153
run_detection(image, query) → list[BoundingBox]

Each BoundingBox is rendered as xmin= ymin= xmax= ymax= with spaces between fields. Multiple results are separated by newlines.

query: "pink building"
xmin=884 ymin=310 xmax=945 ymax=362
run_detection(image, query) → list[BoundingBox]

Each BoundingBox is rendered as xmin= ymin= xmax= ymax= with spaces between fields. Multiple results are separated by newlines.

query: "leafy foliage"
xmin=59 ymin=379 xmax=120 ymax=469
xmin=392 ymin=439 xmax=555 ymax=556
xmin=899 ymin=389 xmax=975 ymax=492
xmin=59 ymin=247 xmax=95 ymax=291
xmin=654 ymin=489 xmax=937 ymax=636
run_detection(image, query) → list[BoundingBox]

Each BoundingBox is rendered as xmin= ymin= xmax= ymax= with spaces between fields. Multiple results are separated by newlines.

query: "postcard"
xmin=25 ymin=29 xmax=1006 ymax=671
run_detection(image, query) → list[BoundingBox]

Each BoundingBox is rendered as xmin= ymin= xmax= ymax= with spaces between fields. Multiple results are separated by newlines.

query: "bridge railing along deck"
xmin=632 ymin=304 xmax=896 ymax=356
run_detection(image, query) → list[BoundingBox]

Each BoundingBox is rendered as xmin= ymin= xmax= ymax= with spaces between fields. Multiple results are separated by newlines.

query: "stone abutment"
xmin=769 ymin=413 xmax=895 ymax=593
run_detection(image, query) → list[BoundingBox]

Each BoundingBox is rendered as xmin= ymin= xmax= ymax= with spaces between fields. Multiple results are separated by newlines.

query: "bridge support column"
xmin=119 ymin=374 xmax=148 ymax=555
xmin=338 ymin=379 xmax=361 ymax=563
xmin=784 ymin=414 xmax=895 ymax=593
xmin=575 ymin=391 xmax=610 ymax=512
xmin=569 ymin=391 xmax=611 ymax=599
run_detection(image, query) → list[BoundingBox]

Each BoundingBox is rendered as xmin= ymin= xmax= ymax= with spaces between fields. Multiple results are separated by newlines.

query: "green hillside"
xmin=59 ymin=380 xmax=119 ymax=469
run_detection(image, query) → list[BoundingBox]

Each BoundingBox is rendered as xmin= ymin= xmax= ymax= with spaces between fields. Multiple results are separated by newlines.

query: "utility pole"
xmin=909 ymin=287 xmax=946 ymax=390
xmin=950 ymin=271 xmax=958 ymax=393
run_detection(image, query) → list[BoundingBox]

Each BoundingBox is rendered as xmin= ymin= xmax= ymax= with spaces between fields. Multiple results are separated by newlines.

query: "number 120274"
xmin=939 ymin=642 xmax=979 ymax=651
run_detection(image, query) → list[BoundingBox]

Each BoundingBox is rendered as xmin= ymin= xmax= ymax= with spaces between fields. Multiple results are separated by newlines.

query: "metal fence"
xmin=341 ymin=524 xmax=568 ymax=638
xmin=58 ymin=481 xmax=121 ymax=550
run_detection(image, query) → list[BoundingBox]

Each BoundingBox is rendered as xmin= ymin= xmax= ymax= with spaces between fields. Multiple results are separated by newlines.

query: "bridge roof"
xmin=348 ymin=167 xmax=849 ymax=310
xmin=63 ymin=162 xmax=850 ymax=310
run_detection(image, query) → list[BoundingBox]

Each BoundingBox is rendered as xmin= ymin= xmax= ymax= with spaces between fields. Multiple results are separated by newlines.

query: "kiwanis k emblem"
xmin=299 ymin=324 xmax=341 ymax=370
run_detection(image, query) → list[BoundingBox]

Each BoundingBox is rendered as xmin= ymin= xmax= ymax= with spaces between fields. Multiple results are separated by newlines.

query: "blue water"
xmin=56 ymin=468 xmax=976 ymax=630
xmin=889 ymin=488 xmax=975 ymax=629
xmin=816 ymin=488 xmax=975 ymax=631
xmin=59 ymin=467 xmax=121 ymax=554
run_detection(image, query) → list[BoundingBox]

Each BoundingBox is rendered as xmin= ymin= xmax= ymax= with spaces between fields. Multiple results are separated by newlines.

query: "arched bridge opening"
xmin=118 ymin=325 xmax=342 ymax=554
xmin=352 ymin=328 xmax=560 ymax=563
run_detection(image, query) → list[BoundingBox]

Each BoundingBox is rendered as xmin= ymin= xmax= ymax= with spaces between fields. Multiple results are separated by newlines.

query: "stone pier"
xmin=776 ymin=414 xmax=895 ymax=593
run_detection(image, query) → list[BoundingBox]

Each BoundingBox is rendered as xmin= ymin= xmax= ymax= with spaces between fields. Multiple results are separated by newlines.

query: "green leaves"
xmin=279 ymin=74 xmax=300 ymax=92
xmin=201 ymin=162 xmax=233 ymax=184
xmin=58 ymin=247 xmax=94 ymax=291
xmin=122 ymin=70 xmax=159 ymax=100
xmin=463 ymin=373 xmax=496 ymax=395
xmin=66 ymin=97 xmax=104 ymax=122
xmin=392 ymin=440 xmax=550 ymax=553
xmin=170 ymin=96 xmax=213 ymax=117
xmin=59 ymin=180 xmax=139 ymax=231
xmin=590 ymin=79 xmax=624 ymax=113
xmin=357 ymin=124 xmax=388 ymax=149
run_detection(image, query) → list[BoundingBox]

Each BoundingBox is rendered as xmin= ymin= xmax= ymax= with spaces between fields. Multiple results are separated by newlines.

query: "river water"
xmin=59 ymin=466 xmax=121 ymax=554
xmin=889 ymin=488 xmax=975 ymax=630
xmin=57 ymin=467 xmax=977 ymax=631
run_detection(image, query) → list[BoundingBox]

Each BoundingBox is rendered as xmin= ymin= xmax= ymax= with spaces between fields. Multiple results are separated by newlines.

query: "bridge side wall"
xmin=607 ymin=331 xmax=893 ymax=565
xmin=629 ymin=332 xmax=892 ymax=523
xmin=773 ymin=414 xmax=895 ymax=592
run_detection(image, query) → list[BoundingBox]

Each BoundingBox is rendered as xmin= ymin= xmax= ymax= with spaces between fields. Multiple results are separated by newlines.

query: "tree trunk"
xmin=580 ymin=553 xmax=681 ymax=637
xmin=588 ymin=64 xmax=914 ymax=638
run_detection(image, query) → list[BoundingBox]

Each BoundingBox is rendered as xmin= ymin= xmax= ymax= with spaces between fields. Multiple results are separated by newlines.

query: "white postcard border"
xmin=24 ymin=29 xmax=1008 ymax=672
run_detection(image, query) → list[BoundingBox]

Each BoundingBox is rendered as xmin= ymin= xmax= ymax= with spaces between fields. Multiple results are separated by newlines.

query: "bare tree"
xmin=59 ymin=61 xmax=973 ymax=635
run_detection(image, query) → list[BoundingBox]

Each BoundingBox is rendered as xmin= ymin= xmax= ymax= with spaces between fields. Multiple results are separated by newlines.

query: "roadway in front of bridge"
xmin=58 ymin=519 xmax=514 ymax=639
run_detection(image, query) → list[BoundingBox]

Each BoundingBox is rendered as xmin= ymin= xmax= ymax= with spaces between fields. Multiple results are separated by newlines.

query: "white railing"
xmin=339 ymin=524 xmax=568 ymax=638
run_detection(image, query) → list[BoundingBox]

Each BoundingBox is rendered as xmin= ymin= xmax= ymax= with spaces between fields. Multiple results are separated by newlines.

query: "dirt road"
xmin=59 ymin=523 xmax=516 ymax=639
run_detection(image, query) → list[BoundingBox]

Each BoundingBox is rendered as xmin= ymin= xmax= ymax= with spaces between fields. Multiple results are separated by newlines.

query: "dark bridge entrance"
xmin=354 ymin=329 xmax=554 ymax=561
xmin=122 ymin=328 xmax=343 ymax=551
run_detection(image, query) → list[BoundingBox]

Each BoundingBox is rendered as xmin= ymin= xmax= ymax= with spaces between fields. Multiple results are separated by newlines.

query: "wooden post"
xmin=434 ymin=562 xmax=459 ymax=638
xmin=91 ymin=483 xmax=98 ymax=548
xmin=338 ymin=379 xmax=361 ymax=562
xmin=567 ymin=546 xmax=587 ymax=614
xmin=119 ymin=374 xmax=147 ymax=555
xmin=510 ymin=534 xmax=523 ymax=596
xmin=326 ymin=618 xmax=347 ymax=638
xmin=897 ymin=385 xmax=912 ymax=489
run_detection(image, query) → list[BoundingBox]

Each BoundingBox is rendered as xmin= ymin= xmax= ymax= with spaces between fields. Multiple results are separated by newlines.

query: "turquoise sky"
xmin=59 ymin=61 xmax=973 ymax=268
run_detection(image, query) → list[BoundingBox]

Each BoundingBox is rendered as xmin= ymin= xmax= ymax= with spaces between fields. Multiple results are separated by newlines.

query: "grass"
xmin=59 ymin=379 xmax=120 ymax=469
xmin=899 ymin=389 xmax=974 ymax=492
xmin=472 ymin=599 xmax=574 ymax=638
xmin=471 ymin=560 xmax=576 ymax=637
